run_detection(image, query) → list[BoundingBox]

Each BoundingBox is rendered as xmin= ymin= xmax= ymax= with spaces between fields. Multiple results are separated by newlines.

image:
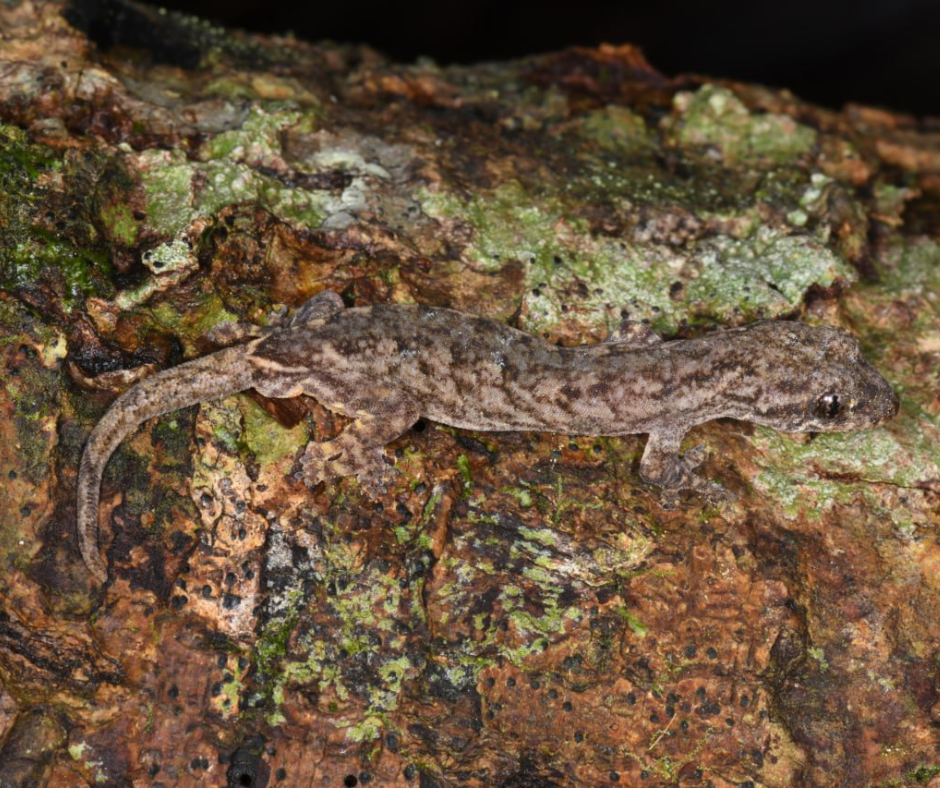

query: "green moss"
xmin=872 ymin=182 xmax=919 ymax=226
xmin=202 ymin=77 xmax=260 ymax=102
xmin=456 ymin=453 xmax=473 ymax=492
xmin=500 ymin=485 xmax=534 ymax=508
xmin=909 ymin=765 xmax=940 ymax=783
xmin=4 ymin=362 xmax=57 ymax=486
xmin=0 ymin=124 xmax=112 ymax=302
xmin=0 ymin=304 xmax=66 ymax=574
xmin=528 ymin=475 xmax=602 ymax=527
xmin=99 ymin=201 xmax=140 ymax=246
xmin=621 ymin=610 xmax=648 ymax=638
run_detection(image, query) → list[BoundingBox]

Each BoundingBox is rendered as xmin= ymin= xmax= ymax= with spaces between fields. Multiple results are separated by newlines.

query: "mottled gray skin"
xmin=77 ymin=290 xmax=899 ymax=581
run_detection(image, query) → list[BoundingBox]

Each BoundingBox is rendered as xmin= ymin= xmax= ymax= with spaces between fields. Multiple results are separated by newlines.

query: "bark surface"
xmin=0 ymin=2 xmax=938 ymax=785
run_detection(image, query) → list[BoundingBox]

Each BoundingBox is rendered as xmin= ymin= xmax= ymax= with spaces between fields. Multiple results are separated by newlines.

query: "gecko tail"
xmin=76 ymin=344 xmax=257 ymax=582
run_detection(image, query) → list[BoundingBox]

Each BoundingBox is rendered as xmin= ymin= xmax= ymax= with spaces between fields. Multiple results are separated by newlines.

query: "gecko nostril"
xmin=887 ymin=390 xmax=900 ymax=417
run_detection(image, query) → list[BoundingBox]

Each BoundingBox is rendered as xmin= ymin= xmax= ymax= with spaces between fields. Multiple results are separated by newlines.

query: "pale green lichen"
xmin=137 ymin=150 xmax=198 ymax=236
xmin=515 ymin=525 xmax=560 ymax=547
xmin=421 ymin=180 xmax=854 ymax=335
xmin=425 ymin=505 xmax=656 ymax=668
xmin=797 ymin=172 xmax=833 ymax=212
xmin=68 ymin=741 xmax=107 ymax=783
xmin=192 ymin=399 xmax=245 ymax=474
xmin=878 ymin=236 xmax=940 ymax=298
xmin=750 ymin=424 xmax=932 ymax=518
xmin=455 ymin=454 xmax=473 ymax=492
xmin=114 ymin=239 xmax=199 ymax=309
xmin=845 ymin=239 xmax=940 ymax=495
xmin=872 ymin=183 xmax=920 ymax=226
xmin=141 ymin=239 xmax=194 ymax=274
xmin=240 ymin=399 xmax=308 ymax=467
xmin=579 ymin=105 xmax=655 ymax=154
xmin=807 ymin=646 xmax=829 ymax=671
xmin=667 ymin=85 xmax=817 ymax=165
xmin=68 ymin=742 xmax=88 ymax=760
xmin=500 ymin=485 xmax=534 ymax=508
xmin=258 ymin=529 xmax=428 ymax=735
xmin=135 ymin=103 xmax=406 ymax=241
xmin=344 ymin=716 xmax=384 ymax=743
xmin=137 ymin=107 xmax=329 ymax=235
xmin=254 ymin=585 xmax=306 ymax=724
xmin=201 ymin=105 xmax=303 ymax=161
xmin=753 ymin=469 xmax=859 ymax=520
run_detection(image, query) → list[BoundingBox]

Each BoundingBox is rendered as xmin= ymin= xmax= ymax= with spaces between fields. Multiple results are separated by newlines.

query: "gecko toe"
xmin=357 ymin=463 xmax=398 ymax=498
xmin=682 ymin=443 xmax=707 ymax=469
xmin=295 ymin=440 xmax=396 ymax=497
xmin=700 ymin=481 xmax=734 ymax=505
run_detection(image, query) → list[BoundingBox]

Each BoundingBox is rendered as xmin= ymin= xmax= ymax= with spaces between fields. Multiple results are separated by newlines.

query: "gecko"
xmin=76 ymin=289 xmax=899 ymax=582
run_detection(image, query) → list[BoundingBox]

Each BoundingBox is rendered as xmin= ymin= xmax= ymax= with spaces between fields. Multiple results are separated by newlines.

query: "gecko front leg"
xmin=298 ymin=391 xmax=422 ymax=497
xmin=639 ymin=428 xmax=730 ymax=507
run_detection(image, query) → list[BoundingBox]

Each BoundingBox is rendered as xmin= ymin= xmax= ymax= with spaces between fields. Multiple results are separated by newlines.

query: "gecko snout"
xmin=877 ymin=386 xmax=900 ymax=425
xmin=860 ymin=378 xmax=900 ymax=426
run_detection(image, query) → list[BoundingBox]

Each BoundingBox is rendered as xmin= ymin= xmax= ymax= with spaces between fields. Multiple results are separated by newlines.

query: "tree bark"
xmin=0 ymin=1 xmax=938 ymax=784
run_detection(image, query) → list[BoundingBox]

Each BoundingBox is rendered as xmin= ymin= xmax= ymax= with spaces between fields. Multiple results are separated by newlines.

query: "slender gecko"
xmin=76 ymin=290 xmax=899 ymax=582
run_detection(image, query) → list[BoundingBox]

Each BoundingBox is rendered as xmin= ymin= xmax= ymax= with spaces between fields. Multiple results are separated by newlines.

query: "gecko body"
xmin=77 ymin=290 xmax=899 ymax=581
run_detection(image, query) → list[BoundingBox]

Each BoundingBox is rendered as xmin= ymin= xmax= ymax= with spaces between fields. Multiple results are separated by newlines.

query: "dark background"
xmin=143 ymin=0 xmax=938 ymax=117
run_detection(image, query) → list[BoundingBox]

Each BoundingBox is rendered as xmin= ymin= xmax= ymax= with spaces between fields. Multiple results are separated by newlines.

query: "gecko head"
xmin=744 ymin=322 xmax=899 ymax=433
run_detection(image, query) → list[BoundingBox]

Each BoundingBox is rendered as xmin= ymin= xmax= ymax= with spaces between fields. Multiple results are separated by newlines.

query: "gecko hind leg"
xmin=297 ymin=393 xmax=421 ymax=497
xmin=204 ymin=291 xmax=345 ymax=347
xmin=289 ymin=290 xmax=345 ymax=326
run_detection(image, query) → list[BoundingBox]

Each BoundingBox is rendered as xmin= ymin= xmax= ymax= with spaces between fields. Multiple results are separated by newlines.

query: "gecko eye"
xmin=815 ymin=393 xmax=843 ymax=420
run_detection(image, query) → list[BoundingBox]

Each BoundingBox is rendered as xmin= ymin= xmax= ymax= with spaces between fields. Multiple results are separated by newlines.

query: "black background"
xmin=144 ymin=0 xmax=940 ymax=117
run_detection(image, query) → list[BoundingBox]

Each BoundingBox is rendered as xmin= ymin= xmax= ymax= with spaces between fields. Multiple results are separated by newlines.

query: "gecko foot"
xmin=296 ymin=437 xmax=397 ymax=498
xmin=640 ymin=441 xmax=733 ymax=509
xmin=658 ymin=479 xmax=733 ymax=510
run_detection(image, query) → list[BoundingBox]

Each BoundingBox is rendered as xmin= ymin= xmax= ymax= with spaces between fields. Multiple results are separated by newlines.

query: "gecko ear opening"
xmin=814 ymin=393 xmax=843 ymax=420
